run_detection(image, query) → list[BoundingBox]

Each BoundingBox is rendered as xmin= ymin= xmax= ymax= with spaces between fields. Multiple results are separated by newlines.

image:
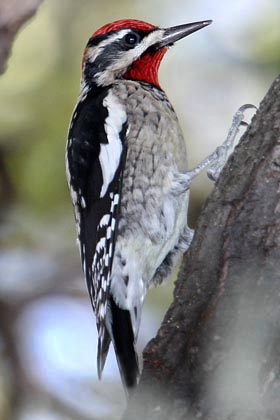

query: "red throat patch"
xmin=123 ymin=48 xmax=167 ymax=88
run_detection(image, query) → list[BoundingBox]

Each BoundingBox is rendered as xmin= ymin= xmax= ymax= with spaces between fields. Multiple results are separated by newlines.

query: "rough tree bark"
xmin=123 ymin=75 xmax=280 ymax=420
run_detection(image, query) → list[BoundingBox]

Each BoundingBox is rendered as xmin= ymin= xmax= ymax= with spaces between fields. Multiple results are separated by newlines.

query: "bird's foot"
xmin=171 ymin=104 xmax=256 ymax=196
xmin=207 ymin=104 xmax=257 ymax=181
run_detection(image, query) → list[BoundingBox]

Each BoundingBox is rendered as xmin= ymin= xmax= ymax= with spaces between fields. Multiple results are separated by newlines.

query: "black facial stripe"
xmin=87 ymin=33 xmax=108 ymax=48
xmin=86 ymin=28 xmax=152 ymax=51
xmin=84 ymin=28 xmax=158 ymax=84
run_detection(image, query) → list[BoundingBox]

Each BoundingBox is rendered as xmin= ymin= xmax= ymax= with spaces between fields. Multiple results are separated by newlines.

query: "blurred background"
xmin=0 ymin=0 xmax=279 ymax=418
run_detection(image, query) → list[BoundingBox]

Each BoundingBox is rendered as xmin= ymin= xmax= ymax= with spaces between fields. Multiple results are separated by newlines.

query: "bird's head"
xmin=81 ymin=19 xmax=212 ymax=88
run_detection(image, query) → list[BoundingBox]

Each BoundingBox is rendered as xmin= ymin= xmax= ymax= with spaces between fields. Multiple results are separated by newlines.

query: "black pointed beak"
xmin=154 ymin=20 xmax=212 ymax=50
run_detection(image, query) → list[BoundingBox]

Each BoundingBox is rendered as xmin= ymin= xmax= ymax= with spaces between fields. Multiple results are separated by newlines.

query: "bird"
xmin=66 ymin=18 xmax=212 ymax=392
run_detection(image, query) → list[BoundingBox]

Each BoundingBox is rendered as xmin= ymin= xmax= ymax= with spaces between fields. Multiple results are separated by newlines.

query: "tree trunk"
xmin=123 ymin=75 xmax=280 ymax=420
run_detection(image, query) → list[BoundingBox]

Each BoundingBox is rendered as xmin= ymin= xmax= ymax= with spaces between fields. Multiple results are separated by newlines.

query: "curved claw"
xmin=238 ymin=104 xmax=258 ymax=113
xmin=207 ymin=168 xmax=219 ymax=182
xmin=188 ymin=104 xmax=257 ymax=187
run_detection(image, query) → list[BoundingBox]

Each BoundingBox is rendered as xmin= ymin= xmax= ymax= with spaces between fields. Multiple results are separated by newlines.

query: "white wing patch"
xmin=99 ymin=214 xmax=110 ymax=228
xmin=99 ymin=92 xmax=127 ymax=197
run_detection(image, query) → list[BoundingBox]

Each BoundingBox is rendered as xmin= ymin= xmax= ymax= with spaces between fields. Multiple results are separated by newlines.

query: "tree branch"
xmin=0 ymin=0 xmax=44 ymax=74
xmin=124 ymin=75 xmax=280 ymax=420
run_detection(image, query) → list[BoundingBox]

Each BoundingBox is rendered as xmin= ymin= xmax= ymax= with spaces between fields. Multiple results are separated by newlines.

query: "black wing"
xmin=66 ymin=86 xmax=128 ymax=369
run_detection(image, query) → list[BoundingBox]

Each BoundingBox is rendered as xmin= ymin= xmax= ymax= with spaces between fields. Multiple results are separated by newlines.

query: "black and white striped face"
xmin=82 ymin=20 xmax=212 ymax=87
xmin=82 ymin=27 xmax=164 ymax=86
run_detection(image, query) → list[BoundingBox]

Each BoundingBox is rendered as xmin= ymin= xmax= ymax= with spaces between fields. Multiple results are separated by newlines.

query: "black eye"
xmin=124 ymin=33 xmax=139 ymax=46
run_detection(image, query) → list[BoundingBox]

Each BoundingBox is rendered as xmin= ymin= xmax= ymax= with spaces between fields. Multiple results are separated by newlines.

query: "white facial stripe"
xmin=86 ymin=29 xmax=132 ymax=64
xmin=86 ymin=28 xmax=165 ymax=86
xmin=99 ymin=91 xmax=127 ymax=197
xmin=140 ymin=29 xmax=165 ymax=51
xmin=104 ymin=29 xmax=164 ymax=72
